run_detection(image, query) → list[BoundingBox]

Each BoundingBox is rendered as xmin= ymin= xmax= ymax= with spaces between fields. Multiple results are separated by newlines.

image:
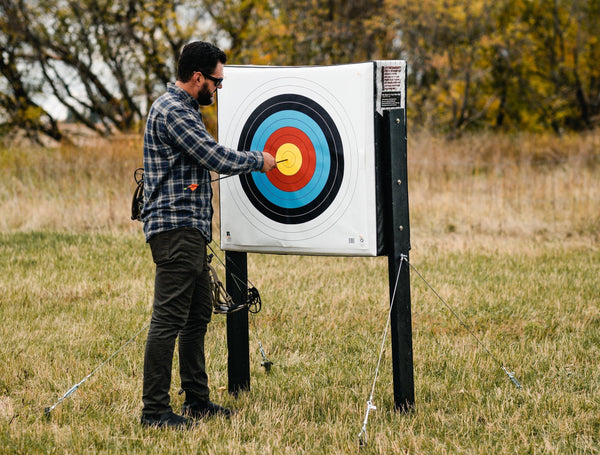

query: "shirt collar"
xmin=167 ymin=82 xmax=199 ymax=110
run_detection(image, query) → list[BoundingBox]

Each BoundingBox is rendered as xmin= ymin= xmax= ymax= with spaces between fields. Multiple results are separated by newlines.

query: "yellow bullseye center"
xmin=275 ymin=143 xmax=302 ymax=176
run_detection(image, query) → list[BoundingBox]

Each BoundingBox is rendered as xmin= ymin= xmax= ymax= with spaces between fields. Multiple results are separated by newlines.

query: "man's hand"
xmin=261 ymin=152 xmax=277 ymax=172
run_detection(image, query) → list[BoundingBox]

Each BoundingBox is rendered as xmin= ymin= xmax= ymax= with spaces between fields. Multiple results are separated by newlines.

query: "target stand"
xmin=218 ymin=61 xmax=414 ymax=411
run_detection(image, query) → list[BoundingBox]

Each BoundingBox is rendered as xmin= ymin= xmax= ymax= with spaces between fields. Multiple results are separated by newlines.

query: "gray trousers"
xmin=142 ymin=227 xmax=213 ymax=415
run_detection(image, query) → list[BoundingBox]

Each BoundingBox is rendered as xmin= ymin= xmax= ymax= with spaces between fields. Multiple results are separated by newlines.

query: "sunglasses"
xmin=201 ymin=72 xmax=223 ymax=87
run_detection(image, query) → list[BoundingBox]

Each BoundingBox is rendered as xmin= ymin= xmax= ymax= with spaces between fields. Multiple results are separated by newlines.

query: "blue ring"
xmin=250 ymin=111 xmax=330 ymax=209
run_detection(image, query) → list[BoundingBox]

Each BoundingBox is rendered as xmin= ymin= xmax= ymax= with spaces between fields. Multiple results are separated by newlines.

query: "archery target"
xmin=218 ymin=63 xmax=378 ymax=256
xmin=237 ymin=93 xmax=344 ymax=225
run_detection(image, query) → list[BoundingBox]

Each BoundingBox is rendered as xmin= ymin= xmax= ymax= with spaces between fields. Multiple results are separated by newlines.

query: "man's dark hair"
xmin=177 ymin=41 xmax=227 ymax=83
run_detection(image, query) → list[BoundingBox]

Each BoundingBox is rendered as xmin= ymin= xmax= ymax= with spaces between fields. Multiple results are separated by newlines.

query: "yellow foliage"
xmin=22 ymin=106 xmax=44 ymax=122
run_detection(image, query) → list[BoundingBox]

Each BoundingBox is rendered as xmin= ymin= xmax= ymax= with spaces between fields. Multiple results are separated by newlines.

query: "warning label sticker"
xmin=375 ymin=61 xmax=406 ymax=114
xmin=382 ymin=66 xmax=403 ymax=92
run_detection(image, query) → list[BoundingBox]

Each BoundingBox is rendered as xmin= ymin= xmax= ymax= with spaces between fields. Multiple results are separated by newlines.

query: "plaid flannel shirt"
xmin=142 ymin=83 xmax=264 ymax=242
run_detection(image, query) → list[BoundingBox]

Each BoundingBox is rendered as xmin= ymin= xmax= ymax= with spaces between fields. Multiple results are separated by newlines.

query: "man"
xmin=140 ymin=41 xmax=277 ymax=429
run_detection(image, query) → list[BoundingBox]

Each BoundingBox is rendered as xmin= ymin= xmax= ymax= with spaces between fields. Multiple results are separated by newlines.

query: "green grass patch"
xmin=1 ymin=231 xmax=598 ymax=453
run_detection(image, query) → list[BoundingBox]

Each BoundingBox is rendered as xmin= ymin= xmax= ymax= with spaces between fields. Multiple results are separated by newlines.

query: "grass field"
xmin=1 ymin=131 xmax=599 ymax=453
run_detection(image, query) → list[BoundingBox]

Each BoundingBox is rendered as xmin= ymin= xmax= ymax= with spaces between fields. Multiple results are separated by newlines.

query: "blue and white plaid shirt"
xmin=142 ymin=83 xmax=264 ymax=242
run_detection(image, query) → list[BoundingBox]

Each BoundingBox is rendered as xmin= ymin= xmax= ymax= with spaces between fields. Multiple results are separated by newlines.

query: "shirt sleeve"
xmin=165 ymin=106 xmax=264 ymax=174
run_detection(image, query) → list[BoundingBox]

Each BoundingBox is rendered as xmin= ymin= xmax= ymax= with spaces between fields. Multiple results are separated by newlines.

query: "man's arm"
xmin=167 ymin=108 xmax=265 ymax=174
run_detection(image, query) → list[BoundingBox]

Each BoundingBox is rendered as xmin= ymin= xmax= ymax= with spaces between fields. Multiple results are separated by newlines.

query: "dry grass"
xmin=0 ymin=134 xmax=142 ymax=233
xmin=2 ymin=129 xmax=598 ymax=246
xmin=408 ymin=130 xmax=600 ymax=246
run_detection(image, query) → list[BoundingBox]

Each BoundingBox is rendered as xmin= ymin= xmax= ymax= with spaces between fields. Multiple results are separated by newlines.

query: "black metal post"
xmin=225 ymin=251 xmax=250 ymax=395
xmin=386 ymin=109 xmax=415 ymax=411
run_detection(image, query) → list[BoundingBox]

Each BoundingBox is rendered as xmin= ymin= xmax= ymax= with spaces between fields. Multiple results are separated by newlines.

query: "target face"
xmin=218 ymin=63 xmax=383 ymax=256
xmin=238 ymin=93 xmax=344 ymax=224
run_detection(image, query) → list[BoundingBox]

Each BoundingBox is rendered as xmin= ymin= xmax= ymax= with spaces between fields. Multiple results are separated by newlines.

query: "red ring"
xmin=263 ymin=127 xmax=316 ymax=192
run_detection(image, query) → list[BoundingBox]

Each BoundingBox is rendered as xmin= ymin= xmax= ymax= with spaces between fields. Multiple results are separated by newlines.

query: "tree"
xmin=389 ymin=0 xmax=600 ymax=134
xmin=1 ymin=0 xmax=599 ymax=141
xmin=389 ymin=0 xmax=509 ymax=134
xmin=261 ymin=0 xmax=394 ymax=65
xmin=1 ymin=0 xmax=198 ymax=140
xmin=521 ymin=0 xmax=600 ymax=131
xmin=1 ymin=0 xmax=63 ymax=142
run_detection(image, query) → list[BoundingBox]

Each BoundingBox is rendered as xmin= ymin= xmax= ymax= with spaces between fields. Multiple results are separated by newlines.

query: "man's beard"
xmin=197 ymin=83 xmax=215 ymax=106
